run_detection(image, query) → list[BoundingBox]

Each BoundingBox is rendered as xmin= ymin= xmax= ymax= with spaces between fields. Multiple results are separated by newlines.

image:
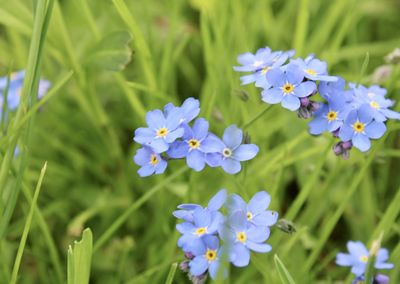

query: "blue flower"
xmin=336 ymin=241 xmax=394 ymax=276
xmin=0 ymin=70 xmax=50 ymax=110
xmin=226 ymin=191 xmax=278 ymax=228
xmin=338 ymin=105 xmax=387 ymax=152
xmin=205 ymin=125 xmax=259 ymax=174
xmin=308 ymin=99 xmax=351 ymax=135
xmin=133 ymin=147 xmax=167 ymax=177
xmin=189 ymin=235 xmax=225 ymax=279
xmin=167 ymin=118 xmax=221 ymax=171
xmin=164 ymin=97 xmax=200 ymax=125
xmin=177 ymin=207 xmax=224 ymax=252
xmin=134 ymin=108 xmax=184 ymax=153
xmin=234 ymin=48 xmax=294 ymax=87
xmin=291 ymin=54 xmax=338 ymax=82
xmin=223 ymin=210 xmax=272 ymax=267
xmin=350 ymin=84 xmax=400 ymax=122
xmin=261 ymin=64 xmax=316 ymax=111
xmin=318 ymin=77 xmax=353 ymax=103
xmin=173 ymin=189 xmax=227 ymax=222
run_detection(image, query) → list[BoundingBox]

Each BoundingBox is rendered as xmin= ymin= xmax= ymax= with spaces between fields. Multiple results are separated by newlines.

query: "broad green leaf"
xmin=274 ymin=254 xmax=296 ymax=284
xmin=68 ymin=228 xmax=93 ymax=284
xmin=85 ymin=30 xmax=132 ymax=71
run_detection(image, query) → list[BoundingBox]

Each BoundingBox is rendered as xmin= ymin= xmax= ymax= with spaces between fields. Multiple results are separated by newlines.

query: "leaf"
xmin=67 ymin=228 xmax=93 ymax=284
xmin=165 ymin=263 xmax=178 ymax=284
xmin=85 ymin=30 xmax=132 ymax=71
xmin=274 ymin=254 xmax=296 ymax=284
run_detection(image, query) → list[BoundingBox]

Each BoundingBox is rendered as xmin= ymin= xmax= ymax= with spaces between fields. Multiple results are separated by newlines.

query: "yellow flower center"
xmin=360 ymin=255 xmax=368 ymax=263
xmin=352 ymin=122 xmax=365 ymax=133
xmin=188 ymin=139 xmax=200 ymax=149
xmin=150 ymin=154 xmax=158 ymax=166
xmin=205 ymin=249 xmax=217 ymax=261
xmin=282 ymin=83 xmax=294 ymax=94
xmin=156 ymin=127 xmax=169 ymax=138
xmin=305 ymin=69 xmax=317 ymax=76
xmin=222 ymin=148 xmax=232 ymax=158
xmin=246 ymin=212 xmax=253 ymax=221
xmin=261 ymin=67 xmax=270 ymax=74
xmin=370 ymin=101 xmax=380 ymax=109
xmin=236 ymin=231 xmax=247 ymax=243
xmin=326 ymin=111 xmax=338 ymax=122
xmin=195 ymin=227 xmax=207 ymax=236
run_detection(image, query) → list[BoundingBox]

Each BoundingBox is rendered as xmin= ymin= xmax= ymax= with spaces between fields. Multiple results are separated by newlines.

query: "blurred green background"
xmin=0 ymin=0 xmax=400 ymax=283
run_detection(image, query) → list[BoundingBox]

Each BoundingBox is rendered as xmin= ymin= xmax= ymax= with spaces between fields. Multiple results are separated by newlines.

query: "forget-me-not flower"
xmin=189 ymin=235 xmax=224 ymax=280
xmin=261 ymin=64 xmax=316 ymax=111
xmin=167 ymin=118 xmax=221 ymax=171
xmin=350 ymin=84 xmax=400 ymax=122
xmin=133 ymin=147 xmax=167 ymax=177
xmin=226 ymin=191 xmax=278 ymax=228
xmin=164 ymin=97 xmax=200 ymax=125
xmin=205 ymin=125 xmax=259 ymax=174
xmin=339 ymin=106 xmax=386 ymax=152
xmin=336 ymin=240 xmax=394 ymax=276
xmin=291 ymin=55 xmax=338 ymax=82
xmin=177 ymin=207 xmax=223 ymax=253
xmin=222 ymin=210 xmax=272 ymax=267
xmin=308 ymin=99 xmax=351 ymax=135
xmin=134 ymin=108 xmax=184 ymax=153
xmin=173 ymin=189 xmax=227 ymax=222
xmin=234 ymin=48 xmax=294 ymax=87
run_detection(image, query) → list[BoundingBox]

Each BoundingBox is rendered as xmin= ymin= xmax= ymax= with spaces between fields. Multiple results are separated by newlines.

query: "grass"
xmin=0 ymin=0 xmax=400 ymax=283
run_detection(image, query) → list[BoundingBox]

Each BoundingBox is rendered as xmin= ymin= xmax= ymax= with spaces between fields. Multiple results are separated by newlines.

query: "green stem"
xmin=93 ymin=167 xmax=189 ymax=252
xmin=241 ymin=105 xmax=271 ymax=129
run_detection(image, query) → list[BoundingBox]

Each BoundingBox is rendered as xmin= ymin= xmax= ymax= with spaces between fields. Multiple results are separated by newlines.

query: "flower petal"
xmin=233 ymin=144 xmax=259 ymax=161
xmin=246 ymin=241 xmax=272 ymax=253
xmin=223 ymin=125 xmax=243 ymax=149
xmin=189 ymin=256 xmax=208 ymax=276
xmin=134 ymin=128 xmax=154 ymax=144
xmin=208 ymin=189 xmax=227 ymax=211
xmin=295 ymin=81 xmax=316 ymax=98
xmin=261 ymin=88 xmax=283 ymax=104
xmin=252 ymin=211 xmax=278 ymax=227
xmin=137 ymin=165 xmax=155 ymax=177
xmin=192 ymin=118 xmax=209 ymax=140
xmin=231 ymin=243 xmax=250 ymax=267
xmin=146 ymin=109 xmax=165 ymax=129
xmin=335 ymin=253 xmax=353 ymax=267
xmin=248 ymin=191 xmax=271 ymax=214
xmin=221 ymin=158 xmax=241 ymax=174
xmin=352 ymin=133 xmax=371 ymax=152
xmin=365 ymin=121 xmax=386 ymax=139
xmin=281 ymin=95 xmax=300 ymax=111
xmin=247 ymin=226 xmax=270 ymax=243
xmin=186 ymin=150 xmax=206 ymax=172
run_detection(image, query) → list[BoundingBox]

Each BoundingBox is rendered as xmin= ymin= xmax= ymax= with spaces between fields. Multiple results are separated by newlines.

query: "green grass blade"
xmin=274 ymin=254 xmax=296 ymax=284
xmin=164 ymin=262 xmax=178 ymax=284
xmin=9 ymin=162 xmax=47 ymax=284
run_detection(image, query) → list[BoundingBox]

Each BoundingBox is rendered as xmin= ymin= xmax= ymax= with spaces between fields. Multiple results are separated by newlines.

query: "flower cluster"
xmin=133 ymin=98 xmax=259 ymax=177
xmin=174 ymin=189 xmax=278 ymax=281
xmin=336 ymin=240 xmax=394 ymax=283
xmin=234 ymin=47 xmax=400 ymax=158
